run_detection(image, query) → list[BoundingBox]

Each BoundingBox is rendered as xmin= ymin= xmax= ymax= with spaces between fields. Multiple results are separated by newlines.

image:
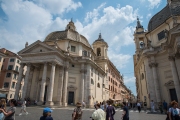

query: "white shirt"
xmin=150 ymin=102 xmax=154 ymax=107
xmin=137 ymin=103 xmax=141 ymax=107
xmin=92 ymin=108 xmax=105 ymax=120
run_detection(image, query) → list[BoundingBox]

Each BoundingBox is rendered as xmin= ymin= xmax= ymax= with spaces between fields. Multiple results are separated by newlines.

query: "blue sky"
xmin=0 ymin=0 xmax=167 ymax=95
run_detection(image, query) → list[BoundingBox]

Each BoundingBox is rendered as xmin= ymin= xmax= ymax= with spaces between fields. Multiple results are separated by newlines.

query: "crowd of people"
xmin=0 ymin=98 xmax=180 ymax=120
xmin=72 ymin=99 xmax=129 ymax=120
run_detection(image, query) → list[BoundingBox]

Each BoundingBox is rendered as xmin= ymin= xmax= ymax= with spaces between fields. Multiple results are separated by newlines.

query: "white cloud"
xmin=85 ymin=3 xmax=106 ymax=23
xmin=146 ymin=13 xmax=152 ymax=19
xmin=0 ymin=1 xmax=138 ymax=70
xmin=108 ymin=50 xmax=131 ymax=69
xmin=148 ymin=0 xmax=161 ymax=8
xmin=34 ymin=0 xmax=82 ymax=14
xmin=139 ymin=0 xmax=161 ymax=9
xmin=124 ymin=76 xmax=135 ymax=84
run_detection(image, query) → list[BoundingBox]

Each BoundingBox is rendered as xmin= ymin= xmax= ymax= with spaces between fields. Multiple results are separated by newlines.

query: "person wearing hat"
xmin=72 ymin=102 xmax=83 ymax=120
xmin=40 ymin=107 xmax=53 ymax=120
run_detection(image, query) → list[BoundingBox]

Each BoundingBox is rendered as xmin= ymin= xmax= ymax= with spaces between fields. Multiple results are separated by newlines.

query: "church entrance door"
xmin=169 ymin=88 xmax=178 ymax=102
xmin=68 ymin=91 xmax=74 ymax=105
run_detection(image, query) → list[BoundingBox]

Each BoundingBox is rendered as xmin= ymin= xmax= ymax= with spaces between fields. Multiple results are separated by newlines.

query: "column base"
xmin=55 ymin=101 xmax=62 ymax=106
xmin=37 ymin=101 xmax=44 ymax=105
xmin=62 ymin=102 xmax=67 ymax=107
xmin=45 ymin=101 xmax=54 ymax=106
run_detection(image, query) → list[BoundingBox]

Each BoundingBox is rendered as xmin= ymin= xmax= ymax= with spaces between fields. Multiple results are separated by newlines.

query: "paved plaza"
xmin=14 ymin=106 xmax=166 ymax=120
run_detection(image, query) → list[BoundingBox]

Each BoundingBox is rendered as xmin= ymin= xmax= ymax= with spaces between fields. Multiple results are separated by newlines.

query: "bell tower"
xmin=66 ymin=18 xmax=76 ymax=31
xmin=134 ymin=17 xmax=146 ymax=51
xmin=92 ymin=33 xmax=108 ymax=59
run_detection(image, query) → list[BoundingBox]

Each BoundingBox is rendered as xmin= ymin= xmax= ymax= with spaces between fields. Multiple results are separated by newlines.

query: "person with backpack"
xmin=72 ymin=102 xmax=83 ymax=120
xmin=40 ymin=107 xmax=53 ymax=120
xmin=168 ymin=101 xmax=180 ymax=120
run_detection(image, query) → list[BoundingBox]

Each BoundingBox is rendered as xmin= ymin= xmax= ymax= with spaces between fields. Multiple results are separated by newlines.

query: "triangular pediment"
xmin=18 ymin=40 xmax=57 ymax=54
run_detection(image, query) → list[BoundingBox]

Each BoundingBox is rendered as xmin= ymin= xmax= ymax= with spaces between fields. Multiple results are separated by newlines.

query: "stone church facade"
xmin=134 ymin=0 xmax=180 ymax=108
xmin=14 ymin=20 xmax=124 ymax=107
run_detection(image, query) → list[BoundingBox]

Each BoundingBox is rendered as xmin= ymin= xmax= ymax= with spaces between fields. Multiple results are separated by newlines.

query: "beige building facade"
xmin=134 ymin=0 xmax=180 ymax=108
xmin=15 ymin=20 xmax=129 ymax=107
xmin=0 ymin=48 xmax=26 ymax=100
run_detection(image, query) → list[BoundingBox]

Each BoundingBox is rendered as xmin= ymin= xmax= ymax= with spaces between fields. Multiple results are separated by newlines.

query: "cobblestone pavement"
xmin=13 ymin=106 xmax=166 ymax=120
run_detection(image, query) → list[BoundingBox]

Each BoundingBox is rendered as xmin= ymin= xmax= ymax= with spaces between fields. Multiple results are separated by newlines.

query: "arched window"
xmin=97 ymin=48 xmax=101 ymax=56
xmin=111 ymin=86 xmax=112 ymax=91
xmin=91 ymin=79 xmax=94 ymax=85
xmin=141 ymin=73 xmax=144 ymax=80
xmin=97 ymin=83 xmax=100 ymax=88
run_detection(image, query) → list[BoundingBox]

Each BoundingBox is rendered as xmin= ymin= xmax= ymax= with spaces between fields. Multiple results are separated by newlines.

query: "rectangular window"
xmin=15 ymin=66 xmax=19 ymax=71
xmin=71 ymin=46 xmax=76 ymax=52
xmin=6 ymin=73 xmax=11 ymax=78
xmin=10 ymin=58 xmax=15 ymax=62
xmin=14 ymin=74 xmax=17 ymax=79
xmin=11 ymin=82 xmax=15 ymax=88
xmin=0 ymin=57 xmax=1 ymax=61
xmin=83 ymin=51 xmax=87 ymax=56
xmin=158 ymin=30 xmax=165 ymax=40
xmin=8 ymin=65 xmax=13 ymax=70
xmin=1 ymin=65 xmax=3 ymax=70
xmin=4 ymin=82 xmax=9 ymax=88
xmin=10 ymin=94 xmax=12 ymax=98
xmin=17 ymin=60 xmax=20 ymax=64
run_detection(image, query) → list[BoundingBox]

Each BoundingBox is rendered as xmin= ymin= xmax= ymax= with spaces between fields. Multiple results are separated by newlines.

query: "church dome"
xmin=148 ymin=2 xmax=180 ymax=32
xmin=44 ymin=20 xmax=91 ymax=47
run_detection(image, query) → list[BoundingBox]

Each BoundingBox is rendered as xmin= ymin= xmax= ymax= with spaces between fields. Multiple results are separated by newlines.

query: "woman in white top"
xmin=92 ymin=103 xmax=105 ymax=120
xmin=137 ymin=102 xmax=141 ymax=113
xmin=19 ymin=98 xmax=28 ymax=116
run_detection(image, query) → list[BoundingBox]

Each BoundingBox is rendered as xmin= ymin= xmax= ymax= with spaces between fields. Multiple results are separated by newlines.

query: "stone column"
xmin=150 ymin=62 xmax=161 ymax=103
xmin=175 ymin=54 xmax=180 ymax=82
xmin=56 ymin=66 xmax=64 ymax=106
xmin=33 ymin=67 xmax=40 ymax=100
xmin=62 ymin=62 xmax=69 ymax=106
xmin=26 ymin=67 xmax=34 ymax=98
xmin=86 ymin=64 xmax=92 ymax=108
xmin=14 ymin=63 xmax=25 ymax=100
xmin=22 ymin=63 xmax=31 ymax=99
xmin=39 ymin=62 xmax=47 ymax=103
xmin=46 ymin=62 xmax=56 ymax=106
xmin=80 ymin=63 xmax=85 ymax=102
xmin=169 ymin=56 xmax=180 ymax=102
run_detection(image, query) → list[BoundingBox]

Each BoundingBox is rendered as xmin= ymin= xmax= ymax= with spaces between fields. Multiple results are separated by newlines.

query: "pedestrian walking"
xmin=121 ymin=102 xmax=129 ymax=120
xmin=150 ymin=100 xmax=155 ymax=112
xmin=40 ymin=107 xmax=53 ymax=120
xmin=82 ymin=101 xmax=86 ymax=109
xmin=168 ymin=101 xmax=180 ymax=120
xmin=100 ymin=102 xmax=105 ymax=111
xmin=72 ymin=102 xmax=83 ymax=120
xmin=0 ymin=99 xmax=17 ymax=120
xmin=159 ymin=102 xmax=163 ymax=114
xmin=137 ymin=102 xmax=141 ymax=113
xmin=106 ymin=100 xmax=115 ymax=120
xmin=163 ymin=100 xmax=168 ymax=114
xmin=0 ymin=99 xmax=6 ymax=120
xmin=92 ymin=103 xmax=105 ymax=120
xmin=143 ymin=101 xmax=147 ymax=111
xmin=19 ymin=98 xmax=28 ymax=115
